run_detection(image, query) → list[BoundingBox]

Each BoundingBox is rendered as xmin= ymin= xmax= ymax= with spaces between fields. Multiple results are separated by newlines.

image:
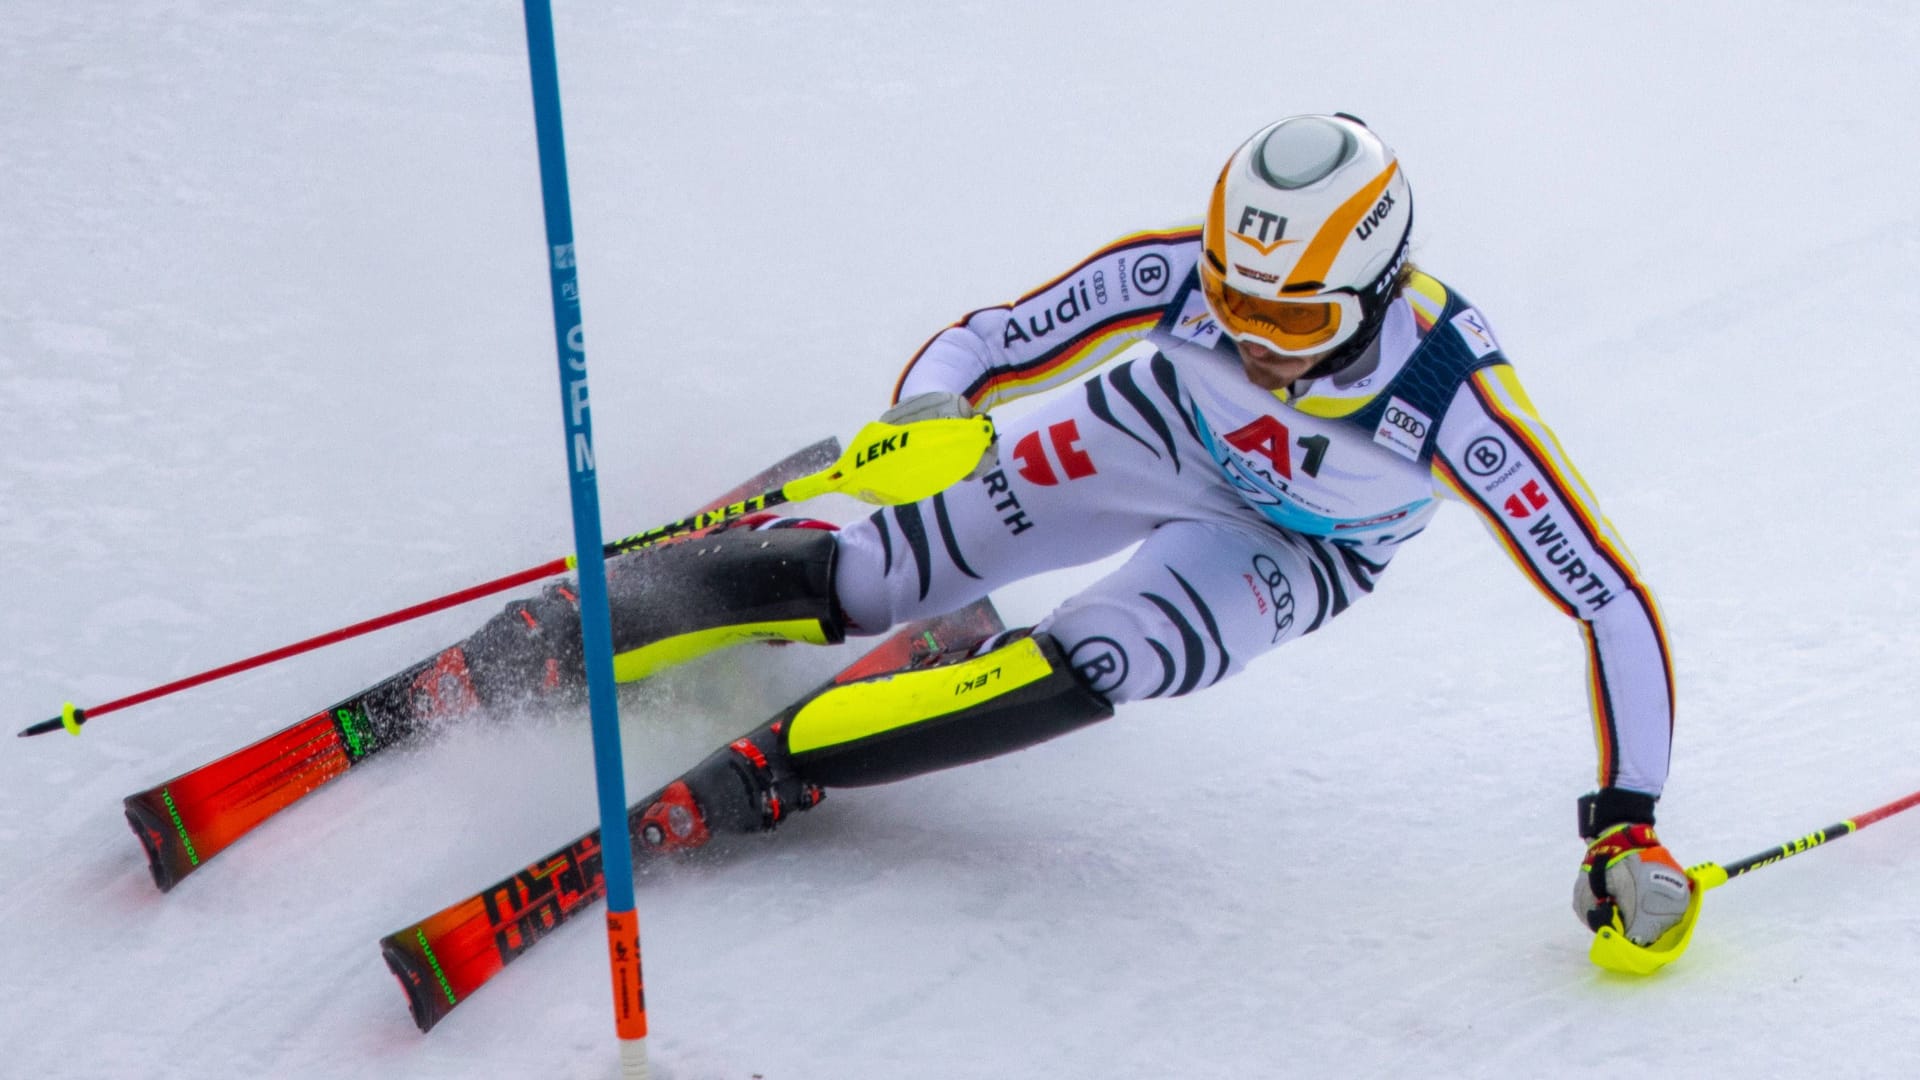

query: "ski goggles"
xmin=1199 ymin=257 xmax=1370 ymax=356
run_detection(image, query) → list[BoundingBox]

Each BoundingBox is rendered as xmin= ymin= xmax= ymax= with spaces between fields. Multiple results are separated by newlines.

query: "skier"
xmin=464 ymin=113 xmax=1692 ymax=952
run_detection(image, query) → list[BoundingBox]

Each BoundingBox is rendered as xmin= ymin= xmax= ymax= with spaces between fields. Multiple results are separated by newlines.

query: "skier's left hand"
xmin=1574 ymin=823 xmax=1693 ymax=946
xmin=878 ymin=390 xmax=997 ymax=480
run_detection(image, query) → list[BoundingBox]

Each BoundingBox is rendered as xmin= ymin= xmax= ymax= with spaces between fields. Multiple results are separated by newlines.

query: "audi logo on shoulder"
xmin=1384 ymin=406 xmax=1427 ymax=438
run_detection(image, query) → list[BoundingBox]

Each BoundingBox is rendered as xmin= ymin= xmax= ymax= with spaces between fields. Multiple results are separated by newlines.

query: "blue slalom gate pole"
xmin=519 ymin=2 xmax=651 ymax=1074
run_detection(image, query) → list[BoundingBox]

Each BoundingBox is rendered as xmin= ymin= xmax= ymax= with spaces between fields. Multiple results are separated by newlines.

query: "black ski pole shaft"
xmin=1694 ymin=786 xmax=1920 ymax=890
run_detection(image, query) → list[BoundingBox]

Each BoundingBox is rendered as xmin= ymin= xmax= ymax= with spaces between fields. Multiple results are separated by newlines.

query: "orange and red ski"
xmin=121 ymin=439 xmax=841 ymax=892
xmin=123 ymin=649 xmax=474 ymax=891
xmin=379 ymin=597 xmax=1005 ymax=1032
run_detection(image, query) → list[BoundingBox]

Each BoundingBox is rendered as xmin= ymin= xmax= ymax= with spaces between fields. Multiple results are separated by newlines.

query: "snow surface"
xmin=4 ymin=3 xmax=1919 ymax=1078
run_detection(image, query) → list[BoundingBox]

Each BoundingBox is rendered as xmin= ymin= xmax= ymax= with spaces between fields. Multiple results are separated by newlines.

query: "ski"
xmin=121 ymin=439 xmax=843 ymax=893
xmin=379 ymin=597 xmax=1006 ymax=1033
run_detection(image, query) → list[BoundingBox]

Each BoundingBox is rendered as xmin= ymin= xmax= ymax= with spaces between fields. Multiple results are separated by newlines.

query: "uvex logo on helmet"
xmin=1353 ymin=191 xmax=1396 ymax=242
xmin=1372 ymin=241 xmax=1410 ymax=296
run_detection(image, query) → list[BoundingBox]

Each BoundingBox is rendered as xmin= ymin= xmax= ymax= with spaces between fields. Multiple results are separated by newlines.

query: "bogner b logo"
xmin=855 ymin=430 xmax=908 ymax=467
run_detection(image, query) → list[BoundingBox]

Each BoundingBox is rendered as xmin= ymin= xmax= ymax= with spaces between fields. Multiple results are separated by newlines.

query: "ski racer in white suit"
xmin=505 ymin=113 xmax=1688 ymax=955
xmin=821 ymin=113 xmax=1693 ymax=949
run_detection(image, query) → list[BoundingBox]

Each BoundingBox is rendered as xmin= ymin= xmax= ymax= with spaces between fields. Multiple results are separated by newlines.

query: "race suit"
xmin=831 ymin=225 xmax=1674 ymax=796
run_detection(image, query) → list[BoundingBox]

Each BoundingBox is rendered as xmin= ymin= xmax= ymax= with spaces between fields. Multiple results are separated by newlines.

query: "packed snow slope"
xmin=4 ymin=3 xmax=1918 ymax=1078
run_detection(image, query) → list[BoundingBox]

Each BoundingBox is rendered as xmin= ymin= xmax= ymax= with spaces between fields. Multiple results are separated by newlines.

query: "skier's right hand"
xmin=1573 ymin=823 xmax=1693 ymax=946
xmin=878 ymin=390 xmax=997 ymax=480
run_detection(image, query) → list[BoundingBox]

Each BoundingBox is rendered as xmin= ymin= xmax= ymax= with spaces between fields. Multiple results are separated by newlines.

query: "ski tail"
xmin=380 ymin=596 xmax=1007 ymax=1032
xmin=381 ymin=828 xmax=610 ymax=1033
xmin=122 ymin=439 xmax=843 ymax=892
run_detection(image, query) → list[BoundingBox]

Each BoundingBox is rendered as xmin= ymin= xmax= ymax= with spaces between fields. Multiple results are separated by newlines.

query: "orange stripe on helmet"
xmin=1204 ymin=161 xmax=1231 ymax=271
xmin=1284 ymin=160 xmax=1399 ymax=291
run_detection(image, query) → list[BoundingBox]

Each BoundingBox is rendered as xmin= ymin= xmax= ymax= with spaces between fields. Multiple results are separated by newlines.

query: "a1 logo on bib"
xmin=1373 ymin=396 xmax=1432 ymax=462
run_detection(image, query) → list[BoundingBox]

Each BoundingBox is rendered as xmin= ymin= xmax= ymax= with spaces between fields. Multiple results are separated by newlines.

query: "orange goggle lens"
xmin=1200 ymin=262 xmax=1346 ymax=352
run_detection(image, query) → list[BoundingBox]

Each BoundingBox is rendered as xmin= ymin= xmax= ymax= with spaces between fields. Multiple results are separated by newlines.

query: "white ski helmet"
xmin=1200 ymin=113 xmax=1413 ymax=358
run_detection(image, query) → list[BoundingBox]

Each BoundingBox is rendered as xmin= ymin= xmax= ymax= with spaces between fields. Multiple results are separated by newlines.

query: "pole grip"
xmin=1593 ymin=783 xmax=1920 ymax=975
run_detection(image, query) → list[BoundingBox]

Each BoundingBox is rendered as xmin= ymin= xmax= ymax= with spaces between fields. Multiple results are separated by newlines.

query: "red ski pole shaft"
xmin=21 ymin=478 xmax=789 ymax=739
xmin=19 ymin=483 xmax=762 ymax=739
xmin=18 ymin=557 xmax=568 ymax=738
xmin=21 ymin=419 xmax=990 ymax=739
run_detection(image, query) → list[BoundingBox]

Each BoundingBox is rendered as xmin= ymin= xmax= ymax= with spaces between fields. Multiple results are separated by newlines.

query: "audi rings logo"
xmin=1131 ymin=253 xmax=1171 ymax=296
xmin=1250 ymin=554 xmax=1297 ymax=642
xmin=1463 ymin=436 xmax=1507 ymax=477
xmin=1383 ymin=406 xmax=1427 ymax=438
xmin=1068 ymin=636 xmax=1129 ymax=695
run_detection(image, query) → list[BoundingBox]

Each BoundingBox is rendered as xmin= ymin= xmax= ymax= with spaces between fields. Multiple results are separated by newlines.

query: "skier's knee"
xmin=1040 ymin=594 xmax=1239 ymax=705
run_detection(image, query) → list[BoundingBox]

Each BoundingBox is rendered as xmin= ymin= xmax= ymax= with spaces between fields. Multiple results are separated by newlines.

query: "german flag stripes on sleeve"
xmin=1431 ymin=363 xmax=1675 ymax=796
xmin=891 ymin=226 xmax=1202 ymax=410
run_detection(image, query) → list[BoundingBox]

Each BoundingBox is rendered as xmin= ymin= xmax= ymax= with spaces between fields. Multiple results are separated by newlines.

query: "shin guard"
xmin=784 ymin=631 xmax=1112 ymax=787
xmin=640 ymin=632 xmax=1111 ymax=850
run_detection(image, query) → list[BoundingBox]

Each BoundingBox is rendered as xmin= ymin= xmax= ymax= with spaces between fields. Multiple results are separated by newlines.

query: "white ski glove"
xmin=878 ymin=391 xmax=997 ymax=481
xmin=1574 ymin=822 xmax=1694 ymax=946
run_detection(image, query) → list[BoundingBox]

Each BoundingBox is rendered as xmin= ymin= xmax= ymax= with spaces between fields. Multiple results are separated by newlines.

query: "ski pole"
xmin=1589 ymin=783 xmax=1920 ymax=975
xmin=17 ymin=414 xmax=993 ymax=739
xmin=516 ymin=0 xmax=652 ymax=1065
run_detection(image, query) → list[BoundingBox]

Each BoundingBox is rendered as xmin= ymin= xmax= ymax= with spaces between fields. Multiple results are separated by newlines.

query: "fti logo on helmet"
xmin=1236 ymin=206 xmax=1290 ymax=247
